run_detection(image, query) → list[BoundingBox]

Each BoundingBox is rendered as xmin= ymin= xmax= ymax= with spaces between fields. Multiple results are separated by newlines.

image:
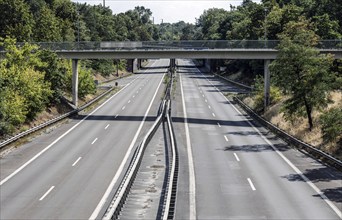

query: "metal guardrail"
xmin=214 ymin=73 xmax=253 ymax=91
xmin=233 ymin=96 xmax=342 ymax=171
xmin=0 ymin=86 xmax=116 ymax=150
xmin=162 ymin=100 xmax=179 ymax=220
xmin=1 ymin=40 xmax=341 ymax=52
xmin=103 ymin=70 xmax=177 ymax=220
xmin=102 ymin=99 xmax=167 ymax=220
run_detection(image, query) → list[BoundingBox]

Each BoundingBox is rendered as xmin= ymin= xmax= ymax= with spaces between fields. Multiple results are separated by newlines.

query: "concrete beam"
xmin=264 ymin=59 xmax=271 ymax=109
xmin=72 ymin=59 xmax=79 ymax=107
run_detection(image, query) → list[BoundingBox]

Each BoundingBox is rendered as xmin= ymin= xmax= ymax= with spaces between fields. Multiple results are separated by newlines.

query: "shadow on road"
xmin=221 ymin=143 xmax=289 ymax=152
xmin=74 ymin=114 xmax=157 ymax=122
xmin=172 ymin=116 xmax=261 ymax=128
xmin=281 ymin=167 xmax=342 ymax=204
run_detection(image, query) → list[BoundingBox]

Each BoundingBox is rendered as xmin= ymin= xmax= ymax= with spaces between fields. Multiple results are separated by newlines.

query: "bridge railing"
xmin=1 ymin=40 xmax=341 ymax=51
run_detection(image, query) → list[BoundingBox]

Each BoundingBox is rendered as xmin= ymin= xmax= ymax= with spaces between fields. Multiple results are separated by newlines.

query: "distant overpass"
xmin=16 ymin=40 xmax=342 ymax=59
xmin=1 ymin=40 xmax=341 ymax=107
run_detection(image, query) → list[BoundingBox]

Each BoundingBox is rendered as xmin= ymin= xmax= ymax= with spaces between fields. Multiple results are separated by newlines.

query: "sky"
xmin=72 ymin=0 xmax=261 ymax=24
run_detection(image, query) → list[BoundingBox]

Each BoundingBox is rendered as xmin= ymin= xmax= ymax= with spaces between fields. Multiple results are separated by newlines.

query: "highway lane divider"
xmin=233 ymin=96 xmax=342 ymax=171
xmin=102 ymin=70 xmax=178 ymax=220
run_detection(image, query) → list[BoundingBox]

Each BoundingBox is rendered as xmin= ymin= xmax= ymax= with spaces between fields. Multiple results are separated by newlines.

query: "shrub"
xmin=319 ymin=108 xmax=342 ymax=143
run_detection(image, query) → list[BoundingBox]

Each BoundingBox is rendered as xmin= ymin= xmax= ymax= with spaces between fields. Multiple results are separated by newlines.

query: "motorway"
xmin=1 ymin=58 xmax=341 ymax=220
xmin=0 ymin=59 xmax=168 ymax=219
xmin=174 ymin=59 xmax=341 ymax=219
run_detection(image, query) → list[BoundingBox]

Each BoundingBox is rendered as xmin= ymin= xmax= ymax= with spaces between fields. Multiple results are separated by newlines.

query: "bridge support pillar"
xmin=170 ymin=59 xmax=176 ymax=70
xmin=264 ymin=59 xmax=271 ymax=109
xmin=127 ymin=59 xmax=138 ymax=73
xmin=72 ymin=59 xmax=79 ymax=107
xmin=137 ymin=59 xmax=142 ymax=69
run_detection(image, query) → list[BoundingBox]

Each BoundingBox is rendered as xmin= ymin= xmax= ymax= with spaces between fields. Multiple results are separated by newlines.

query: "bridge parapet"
xmin=1 ymin=40 xmax=341 ymax=52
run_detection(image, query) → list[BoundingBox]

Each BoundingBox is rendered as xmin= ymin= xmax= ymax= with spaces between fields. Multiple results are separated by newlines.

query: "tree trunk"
xmin=303 ymin=96 xmax=313 ymax=131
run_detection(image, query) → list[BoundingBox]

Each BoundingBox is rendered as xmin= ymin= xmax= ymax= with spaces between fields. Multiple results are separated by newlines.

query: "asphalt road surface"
xmin=176 ymin=59 xmax=341 ymax=219
xmin=0 ymin=59 xmax=168 ymax=219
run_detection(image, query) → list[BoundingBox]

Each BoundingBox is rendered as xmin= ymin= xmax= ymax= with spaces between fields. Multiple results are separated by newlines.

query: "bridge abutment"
xmin=72 ymin=59 xmax=79 ymax=107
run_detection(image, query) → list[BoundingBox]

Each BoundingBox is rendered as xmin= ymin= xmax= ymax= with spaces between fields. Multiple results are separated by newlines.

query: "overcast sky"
xmin=72 ymin=0 xmax=261 ymax=24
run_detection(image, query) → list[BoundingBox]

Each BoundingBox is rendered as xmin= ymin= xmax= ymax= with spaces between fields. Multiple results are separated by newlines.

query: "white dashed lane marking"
xmin=72 ymin=157 xmax=82 ymax=166
xmin=91 ymin=138 xmax=98 ymax=145
xmin=234 ymin=153 xmax=240 ymax=162
xmin=39 ymin=186 xmax=55 ymax=201
xmin=247 ymin=178 xmax=256 ymax=191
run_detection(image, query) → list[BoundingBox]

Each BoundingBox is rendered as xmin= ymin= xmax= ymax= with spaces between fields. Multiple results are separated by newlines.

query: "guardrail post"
xmin=72 ymin=59 xmax=79 ymax=107
xmin=264 ymin=59 xmax=271 ymax=109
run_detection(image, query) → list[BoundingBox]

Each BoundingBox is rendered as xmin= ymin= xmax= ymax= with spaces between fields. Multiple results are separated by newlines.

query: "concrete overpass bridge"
xmin=2 ymin=40 xmax=341 ymax=107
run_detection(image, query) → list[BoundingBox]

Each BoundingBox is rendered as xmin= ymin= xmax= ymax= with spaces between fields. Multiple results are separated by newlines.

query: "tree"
xmin=0 ymin=0 xmax=34 ymax=41
xmin=312 ymin=14 xmax=342 ymax=39
xmin=34 ymin=5 xmax=62 ymax=41
xmin=270 ymin=18 xmax=335 ymax=130
xmin=0 ymin=38 xmax=52 ymax=134
xmin=37 ymin=50 xmax=67 ymax=103
xmin=197 ymin=8 xmax=228 ymax=40
xmin=320 ymin=108 xmax=342 ymax=144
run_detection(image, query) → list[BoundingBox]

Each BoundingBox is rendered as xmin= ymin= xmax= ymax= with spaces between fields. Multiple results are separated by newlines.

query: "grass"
xmin=242 ymin=91 xmax=342 ymax=159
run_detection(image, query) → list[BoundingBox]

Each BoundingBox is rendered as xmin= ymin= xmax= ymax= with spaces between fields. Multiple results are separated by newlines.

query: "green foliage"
xmin=37 ymin=50 xmax=67 ymax=103
xmin=197 ymin=8 xmax=228 ymax=40
xmin=66 ymin=61 xmax=96 ymax=98
xmin=270 ymin=18 xmax=335 ymax=130
xmin=34 ymin=5 xmax=62 ymax=41
xmin=312 ymin=14 xmax=342 ymax=39
xmin=319 ymin=108 xmax=342 ymax=144
xmin=252 ymin=75 xmax=282 ymax=111
xmin=90 ymin=60 xmax=116 ymax=77
xmin=0 ymin=0 xmax=34 ymax=41
xmin=0 ymin=38 xmax=52 ymax=134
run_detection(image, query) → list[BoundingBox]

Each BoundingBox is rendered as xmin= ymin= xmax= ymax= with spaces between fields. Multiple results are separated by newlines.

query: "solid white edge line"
xmin=89 ymin=64 xmax=165 ymax=220
xmin=105 ymin=124 xmax=110 ymax=130
xmin=39 ymin=186 xmax=55 ymax=201
xmin=91 ymin=138 xmax=98 ymax=145
xmin=234 ymin=153 xmax=240 ymax=162
xmin=0 ymin=76 xmax=140 ymax=186
xmin=202 ymin=71 xmax=342 ymax=219
xmin=180 ymin=73 xmax=197 ymax=220
xmin=72 ymin=157 xmax=82 ymax=167
xmin=247 ymin=178 xmax=256 ymax=191
xmin=224 ymin=135 xmax=229 ymax=142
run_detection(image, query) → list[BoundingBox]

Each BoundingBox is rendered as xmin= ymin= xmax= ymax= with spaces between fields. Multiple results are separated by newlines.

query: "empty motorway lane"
xmin=175 ymin=59 xmax=341 ymax=219
xmin=0 ymin=59 xmax=168 ymax=219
